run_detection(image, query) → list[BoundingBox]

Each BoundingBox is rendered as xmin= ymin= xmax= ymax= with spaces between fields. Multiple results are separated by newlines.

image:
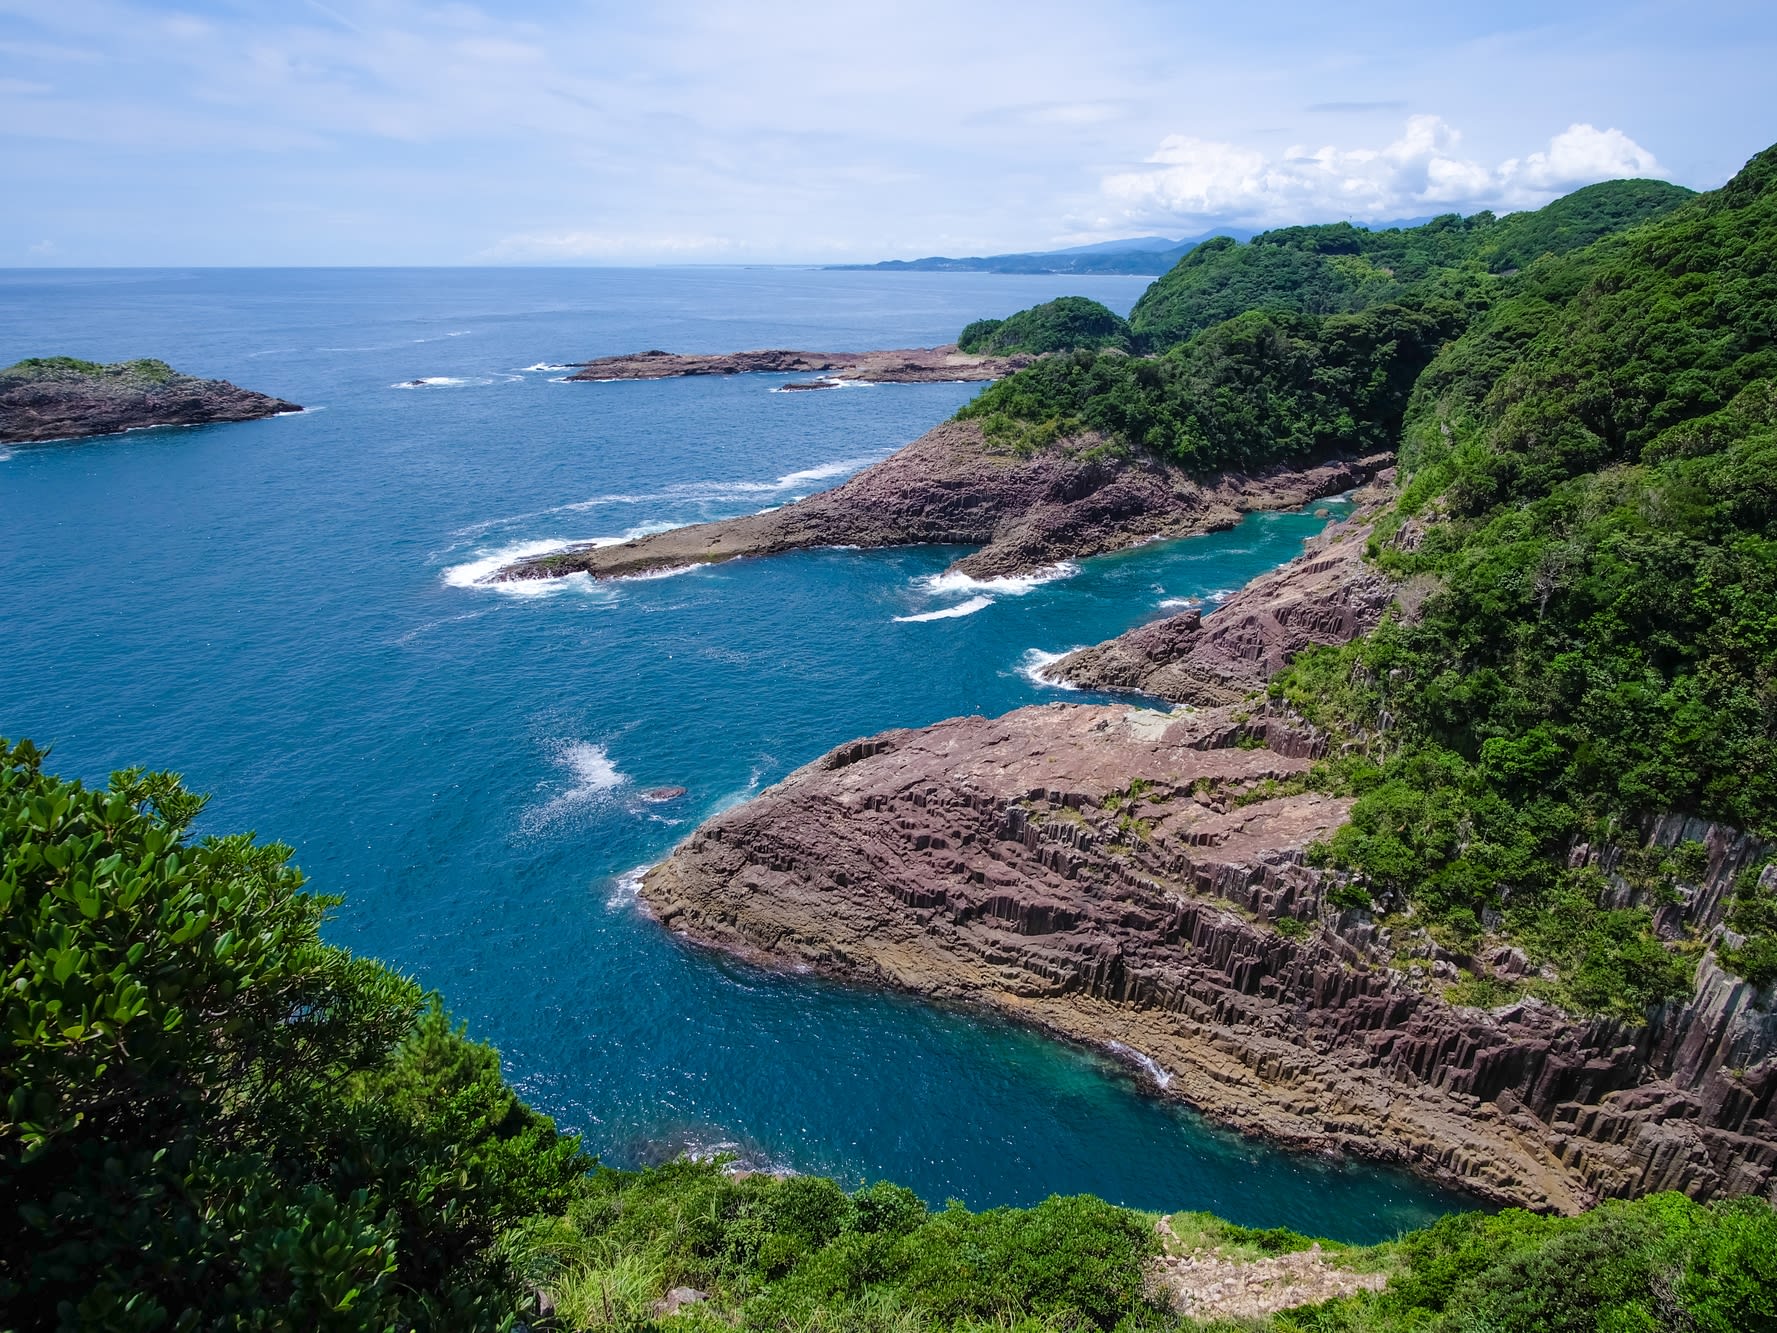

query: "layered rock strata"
xmin=492 ymin=417 xmax=1387 ymax=584
xmin=0 ymin=358 xmax=301 ymax=444
xmin=566 ymin=345 xmax=1026 ymax=383
xmin=640 ymin=702 xmax=1777 ymax=1210
xmin=1046 ymin=476 xmax=1404 ymax=703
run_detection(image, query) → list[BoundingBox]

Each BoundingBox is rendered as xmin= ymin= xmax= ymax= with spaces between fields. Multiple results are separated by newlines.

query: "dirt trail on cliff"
xmin=492 ymin=417 xmax=1388 ymax=584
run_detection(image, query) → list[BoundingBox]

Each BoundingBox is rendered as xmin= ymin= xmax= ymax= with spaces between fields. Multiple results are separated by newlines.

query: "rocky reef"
xmin=640 ymin=699 xmax=1776 ymax=1211
xmin=491 ymin=416 xmax=1387 ymax=584
xmin=0 ymin=357 xmax=301 ymax=444
xmin=567 ymin=345 xmax=1026 ymax=384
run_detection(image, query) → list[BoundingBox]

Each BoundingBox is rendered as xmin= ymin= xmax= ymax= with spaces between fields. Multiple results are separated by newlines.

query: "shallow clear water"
xmin=1 ymin=267 xmax=1469 ymax=1239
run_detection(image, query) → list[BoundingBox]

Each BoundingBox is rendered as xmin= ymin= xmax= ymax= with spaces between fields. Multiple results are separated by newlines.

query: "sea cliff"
xmin=639 ymin=696 xmax=1776 ymax=1211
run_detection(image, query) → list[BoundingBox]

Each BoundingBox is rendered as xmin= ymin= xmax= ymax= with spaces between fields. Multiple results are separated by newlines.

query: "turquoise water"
xmin=1 ymin=267 xmax=1468 ymax=1239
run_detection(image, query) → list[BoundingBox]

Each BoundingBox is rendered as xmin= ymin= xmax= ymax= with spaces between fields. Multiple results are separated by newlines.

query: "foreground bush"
xmin=0 ymin=739 xmax=587 ymax=1330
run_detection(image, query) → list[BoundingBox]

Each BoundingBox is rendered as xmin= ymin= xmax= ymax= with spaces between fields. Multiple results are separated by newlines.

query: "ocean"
xmin=0 ymin=266 xmax=1468 ymax=1239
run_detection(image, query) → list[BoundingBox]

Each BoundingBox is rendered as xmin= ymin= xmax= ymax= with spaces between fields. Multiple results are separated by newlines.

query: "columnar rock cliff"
xmin=492 ymin=417 xmax=1387 ymax=584
xmin=640 ymin=701 xmax=1776 ymax=1211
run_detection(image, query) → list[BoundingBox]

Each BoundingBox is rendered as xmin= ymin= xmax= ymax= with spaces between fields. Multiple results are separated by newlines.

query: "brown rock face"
xmin=567 ymin=345 xmax=1026 ymax=383
xmin=492 ymin=416 xmax=1388 ymax=584
xmin=641 ymin=703 xmax=1777 ymax=1211
xmin=1048 ymin=477 xmax=1402 ymax=703
xmin=0 ymin=359 xmax=301 ymax=444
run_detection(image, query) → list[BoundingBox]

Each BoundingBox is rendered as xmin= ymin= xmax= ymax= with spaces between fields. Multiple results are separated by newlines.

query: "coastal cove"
xmin=0 ymin=267 xmax=1471 ymax=1240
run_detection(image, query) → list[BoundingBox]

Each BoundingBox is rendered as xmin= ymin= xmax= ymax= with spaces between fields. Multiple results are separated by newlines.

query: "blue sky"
xmin=2 ymin=0 xmax=1772 ymax=265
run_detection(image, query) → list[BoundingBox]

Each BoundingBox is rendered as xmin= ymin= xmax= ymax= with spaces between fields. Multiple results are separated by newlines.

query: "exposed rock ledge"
xmin=640 ymin=701 xmax=1777 ymax=1211
xmin=0 ymin=357 xmax=301 ymax=444
xmin=492 ymin=417 xmax=1387 ymax=584
xmin=567 ymin=345 xmax=1027 ymax=384
xmin=1044 ymin=473 xmax=1408 ymax=703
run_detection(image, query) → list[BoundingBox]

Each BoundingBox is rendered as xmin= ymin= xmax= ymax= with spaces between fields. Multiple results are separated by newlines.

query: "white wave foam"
xmin=0 ymin=448 xmax=12 ymax=463
xmin=521 ymin=741 xmax=627 ymax=835
xmin=1108 ymin=1041 xmax=1174 ymax=1090
xmin=441 ymin=522 xmax=686 ymax=593
xmin=393 ymin=376 xmax=466 ymax=388
xmin=915 ymin=561 xmax=1079 ymax=599
xmin=1016 ymin=648 xmax=1080 ymax=690
xmin=614 ymin=563 xmax=702 ymax=582
xmin=1157 ymin=596 xmax=1202 ymax=610
xmin=449 ymin=457 xmax=884 ymax=539
xmin=895 ymin=595 xmax=993 ymax=623
xmin=606 ymin=864 xmax=652 ymax=910
xmin=1207 ymin=588 xmax=1235 ymax=605
xmin=442 ymin=538 xmax=577 ymax=591
xmin=522 ymin=362 xmax=573 ymax=372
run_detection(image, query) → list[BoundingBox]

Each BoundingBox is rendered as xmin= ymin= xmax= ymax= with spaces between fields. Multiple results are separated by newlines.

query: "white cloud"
xmin=1098 ymin=116 xmax=1666 ymax=230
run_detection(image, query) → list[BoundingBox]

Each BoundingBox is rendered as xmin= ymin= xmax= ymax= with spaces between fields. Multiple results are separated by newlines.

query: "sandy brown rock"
xmin=568 ymin=345 xmax=1026 ymax=384
xmin=641 ymin=701 xmax=1777 ymax=1211
xmin=492 ymin=417 xmax=1388 ymax=584
xmin=0 ymin=358 xmax=301 ymax=445
xmin=1046 ymin=474 xmax=1403 ymax=703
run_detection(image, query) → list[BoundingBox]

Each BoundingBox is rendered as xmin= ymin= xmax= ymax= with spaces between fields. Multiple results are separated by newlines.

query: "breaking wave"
xmin=894 ymin=595 xmax=993 ymax=623
xmin=1016 ymin=648 xmax=1079 ymax=690
xmin=520 ymin=741 xmax=627 ymax=836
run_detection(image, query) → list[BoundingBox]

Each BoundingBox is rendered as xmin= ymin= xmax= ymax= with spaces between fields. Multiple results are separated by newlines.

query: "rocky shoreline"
xmin=490 ymin=416 xmax=1388 ymax=584
xmin=567 ymin=345 xmax=1028 ymax=385
xmin=633 ymin=475 xmax=1777 ymax=1210
xmin=0 ymin=357 xmax=301 ymax=444
xmin=1042 ymin=474 xmax=1409 ymax=703
xmin=640 ymin=697 xmax=1776 ymax=1211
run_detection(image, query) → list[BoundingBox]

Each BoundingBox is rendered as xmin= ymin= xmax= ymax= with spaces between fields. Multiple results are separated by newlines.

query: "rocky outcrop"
xmin=640 ymin=702 xmax=1777 ymax=1211
xmin=568 ymin=345 xmax=1027 ymax=384
xmin=491 ymin=416 xmax=1388 ymax=584
xmin=1046 ymin=475 xmax=1405 ymax=703
xmin=0 ymin=357 xmax=301 ymax=444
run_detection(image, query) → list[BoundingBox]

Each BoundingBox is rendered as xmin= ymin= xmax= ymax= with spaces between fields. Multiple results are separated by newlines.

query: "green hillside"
xmin=1125 ymin=177 xmax=1694 ymax=350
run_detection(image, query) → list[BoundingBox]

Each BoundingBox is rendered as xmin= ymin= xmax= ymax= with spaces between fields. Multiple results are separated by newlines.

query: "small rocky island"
xmin=567 ymin=344 xmax=1028 ymax=385
xmin=0 ymin=357 xmax=301 ymax=444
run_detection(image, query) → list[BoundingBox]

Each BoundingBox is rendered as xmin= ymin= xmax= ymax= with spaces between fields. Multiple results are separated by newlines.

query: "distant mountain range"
xmin=832 ymin=220 xmax=1438 ymax=275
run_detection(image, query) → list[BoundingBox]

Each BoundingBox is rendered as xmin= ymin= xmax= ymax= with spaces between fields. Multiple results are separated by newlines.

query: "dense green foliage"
xmin=2 ymin=357 xmax=177 ymax=382
xmin=502 ymin=1163 xmax=1777 ymax=1333
xmin=1265 ymin=146 xmax=1777 ymax=998
xmin=0 ymin=739 xmax=587 ymax=1330
xmin=957 ymin=297 xmax=1131 ymax=355
xmin=1126 ymin=179 xmax=1693 ymax=350
xmin=959 ymin=301 xmax=1463 ymax=469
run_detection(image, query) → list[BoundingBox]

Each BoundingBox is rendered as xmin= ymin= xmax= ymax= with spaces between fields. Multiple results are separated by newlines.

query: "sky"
xmin=2 ymin=0 xmax=1773 ymax=266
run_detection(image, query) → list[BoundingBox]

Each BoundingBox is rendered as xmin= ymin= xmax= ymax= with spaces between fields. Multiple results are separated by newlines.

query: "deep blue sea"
xmin=0 ymin=267 xmax=1470 ymax=1240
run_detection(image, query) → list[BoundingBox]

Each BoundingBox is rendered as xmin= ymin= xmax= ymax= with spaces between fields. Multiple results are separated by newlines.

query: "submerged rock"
xmin=0 ymin=356 xmax=301 ymax=444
